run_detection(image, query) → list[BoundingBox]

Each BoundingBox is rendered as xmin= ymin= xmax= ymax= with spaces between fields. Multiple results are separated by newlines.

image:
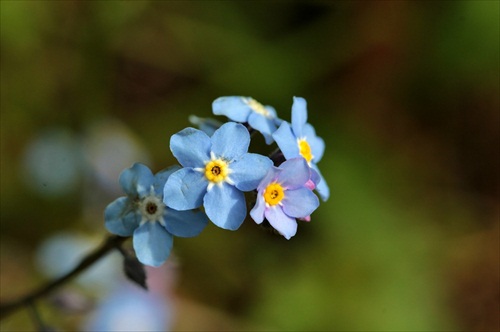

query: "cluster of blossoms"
xmin=105 ymin=96 xmax=329 ymax=267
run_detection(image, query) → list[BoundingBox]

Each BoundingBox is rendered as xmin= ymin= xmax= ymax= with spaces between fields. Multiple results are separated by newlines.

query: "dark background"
xmin=1 ymin=1 xmax=498 ymax=330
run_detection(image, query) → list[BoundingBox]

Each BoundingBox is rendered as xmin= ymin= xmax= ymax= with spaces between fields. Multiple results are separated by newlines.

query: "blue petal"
xmin=170 ymin=127 xmax=211 ymax=167
xmin=250 ymin=193 xmax=266 ymax=224
xmin=230 ymin=153 xmax=273 ymax=191
xmin=256 ymin=166 xmax=281 ymax=191
xmin=153 ymin=165 xmax=181 ymax=196
xmin=204 ymin=184 xmax=246 ymax=230
xmin=133 ymin=221 xmax=173 ymax=267
xmin=274 ymin=116 xmax=284 ymax=126
xmin=212 ymin=96 xmax=252 ymax=122
xmin=163 ymin=168 xmax=207 ymax=210
xmin=282 ymin=187 xmax=319 ymax=218
xmin=189 ymin=115 xmax=223 ymax=137
xmin=119 ymin=163 xmax=154 ymax=198
xmin=265 ymin=206 xmax=298 ymax=240
xmin=211 ymin=122 xmax=250 ymax=161
xmin=310 ymin=167 xmax=321 ymax=186
xmin=248 ymin=112 xmax=276 ymax=144
xmin=104 ymin=197 xmax=140 ymax=236
xmin=311 ymin=163 xmax=330 ymax=201
xmin=265 ymin=105 xmax=278 ymax=119
xmin=277 ymin=158 xmax=310 ymax=190
xmin=273 ymin=122 xmax=300 ymax=160
xmin=163 ymin=207 xmax=208 ymax=237
xmin=303 ymin=123 xmax=325 ymax=163
xmin=291 ymin=96 xmax=308 ymax=137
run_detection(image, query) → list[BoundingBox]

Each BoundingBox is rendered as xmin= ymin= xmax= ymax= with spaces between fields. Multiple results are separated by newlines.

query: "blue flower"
xmin=188 ymin=115 xmax=222 ymax=137
xmin=163 ymin=122 xmax=273 ymax=230
xmin=212 ymin=96 xmax=281 ymax=144
xmin=84 ymin=282 xmax=171 ymax=331
xmin=272 ymin=96 xmax=329 ymax=201
xmin=250 ymin=158 xmax=319 ymax=239
xmin=105 ymin=163 xmax=208 ymax=267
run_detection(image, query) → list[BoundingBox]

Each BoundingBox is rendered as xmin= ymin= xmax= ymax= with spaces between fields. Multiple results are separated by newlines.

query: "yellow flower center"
xmin=298 ymin=139 xmax=313 ymax=163
xmin=263 ymin=182 xmax=285 ymax=206
xmin=205 ymin=159 xmax=229 ymax=183
xmin=246 ymin=98 xmax=271 ymax=117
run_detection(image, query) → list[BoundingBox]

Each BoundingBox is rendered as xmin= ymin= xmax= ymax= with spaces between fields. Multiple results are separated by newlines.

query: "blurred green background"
xmin=1 ymin=1 xmax=499 ymax=331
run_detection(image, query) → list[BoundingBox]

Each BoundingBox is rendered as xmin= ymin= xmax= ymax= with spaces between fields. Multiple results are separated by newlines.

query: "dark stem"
xmin=0 ymin=235 xmax=128 ymax=320
xmin=269 ymin=147 xmax=285 ymax=166
xmin=242 ymin=122 xmax=256 ymax=137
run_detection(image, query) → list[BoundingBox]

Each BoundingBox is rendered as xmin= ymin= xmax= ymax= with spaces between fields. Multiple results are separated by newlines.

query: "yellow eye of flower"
xmin=298 ymin=139 xmax=313 ymax=163
xmin=264 ymin=182 xmax=285 ymax=206
xmin=246 ymin=98 xmax=271 ymax=117
xmin=205 ymin=159 xmax=229 ymax=183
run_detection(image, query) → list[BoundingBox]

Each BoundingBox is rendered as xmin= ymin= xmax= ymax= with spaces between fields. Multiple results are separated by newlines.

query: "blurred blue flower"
xmin=164 ymin=122 xmax=273 ymax=230
xmin=83 ymin=118 xmax=151 ymax=195
xmin=36 ymin=231 xmax=121 ymax=291
xmin=250 ymin=158 xmax=319 ymax=239
xmin=212 ymin=96 xmax=281 ymax=144
xmin=105 ymin=163 xmax=208 ymax=267
xmin=83 ymin=282 xmax=171 ymax=331
xmin=22 ymin=128 xmax=82 ymax=197
xmin=272 ymin=96 xmax=329 ymax=201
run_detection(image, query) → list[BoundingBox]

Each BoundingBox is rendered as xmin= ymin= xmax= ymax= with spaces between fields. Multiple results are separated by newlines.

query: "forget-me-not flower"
xmin=250 ymin=158 xmax=319 ymax=239
xmin=188 ymin=115 xmax=222 ymax=137
xmin=212 ymin=96 xmax=281 ymax=144
xmin=163 ymin=122 xmax=273 ymax=230
xmin=272 ymin=97 xmax=329 ymax=201
xmin=105 ymin=163 xmax=208 ymax=267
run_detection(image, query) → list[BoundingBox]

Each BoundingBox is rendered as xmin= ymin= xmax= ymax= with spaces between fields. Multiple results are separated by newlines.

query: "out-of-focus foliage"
xmin=1 ymin=1 xmax=498 ymax=331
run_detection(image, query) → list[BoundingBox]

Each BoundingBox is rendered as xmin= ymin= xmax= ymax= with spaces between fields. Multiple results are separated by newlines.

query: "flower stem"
xmin=0 ymin=235 xmax=128 ymax=320
xmin=269 ymin=147 xmax=285 ymax=166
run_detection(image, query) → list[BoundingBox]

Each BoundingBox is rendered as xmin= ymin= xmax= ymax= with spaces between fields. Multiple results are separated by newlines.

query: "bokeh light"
xmin=22 ymin=128 xmax=82 ymax=197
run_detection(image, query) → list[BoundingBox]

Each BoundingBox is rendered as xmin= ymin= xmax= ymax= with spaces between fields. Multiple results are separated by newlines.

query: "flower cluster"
xmin=105 ymin=96 xmax=329 ymax=266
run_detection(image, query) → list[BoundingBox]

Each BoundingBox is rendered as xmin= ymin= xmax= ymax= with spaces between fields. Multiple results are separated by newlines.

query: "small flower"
xmin=272 ymin=96 xmax=329 ymax=201
xmin=84 ymin=281 xmax=172 ymax=331
xmin=188 ymin=115 xmax=222 ymax=136
xmin=164 ymin=122 xmax=273 ymax=230
xmin=212 ymin=96 xmax=281 ymax=144
xmin=250 ymin=158 xmax=319 ymax=239
xmin=105 ymin=163 xmax=208 ymax=267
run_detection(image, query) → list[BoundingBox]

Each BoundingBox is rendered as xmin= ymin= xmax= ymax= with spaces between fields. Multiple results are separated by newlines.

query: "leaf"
xmin=122 ymin=253 xmax=148 ymax=290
